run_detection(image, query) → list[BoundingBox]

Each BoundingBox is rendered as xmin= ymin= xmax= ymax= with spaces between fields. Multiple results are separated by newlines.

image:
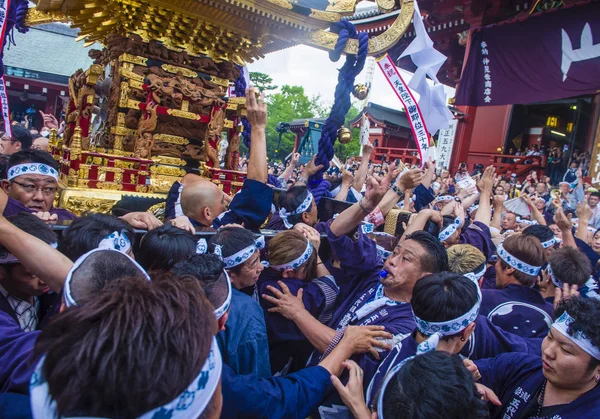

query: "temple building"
xmin=3 ymin=23 xmax=93 ymax=129
xmin=349 ymin=0 xmax=599 ymax=180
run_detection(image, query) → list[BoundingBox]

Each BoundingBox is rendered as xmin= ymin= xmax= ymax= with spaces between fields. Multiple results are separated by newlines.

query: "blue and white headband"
xmin=497 ymin=243 xmax=542 ymax=276
xmin=63 ymin=248 xmax=151 ymax=308
xmin=436 ymin=195 xmax=454 ymax=202
xmin=438 ymin=217 xmax=463 ymax=242
xmin=214 ymin=269 xmax=233 ymax=320
xmin=377 ymin=245 xmax=392 ymax=261
xmin=196 ymin=239 xmax=223 ymax=259
xmin=516 ymin=217 xmax=536 ymax=226
xmin=222 ymin=236 xmax=265 ymax=269
xmin=376 ymin=355 xmax=414 ymax=418
xmin=270 ymin=240 xmax=313 ymax=271
xmin=414 ymin=285 xmax=481 ymax=355
xmin=7 ymin=163 xmax=59 ymax=181
xmin=98 ymin=231 xmax=132 ymax=254
xmin=30 ymin=337 xmax=223 ymax=419
xmin=279 ymin=192 xmax=314 ymax=229
xmin=547 ymin=265 xmax=599 ymax=300
xmin=553 ymin=311 xmax=600 ymax=360
xmin=463 ymin=263 xmax=487 ymax=284
xmin=540 ymin=236 xmax=560 ymax=249
xmin=468 ymin=204 xmax=479 ymax=213
xmin=0 ymin=242 xmax=58 ymax=265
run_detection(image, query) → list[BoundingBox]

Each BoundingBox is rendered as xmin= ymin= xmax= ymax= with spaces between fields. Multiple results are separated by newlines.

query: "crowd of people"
xmin=1 ymin=88 xmax=600 ymax=419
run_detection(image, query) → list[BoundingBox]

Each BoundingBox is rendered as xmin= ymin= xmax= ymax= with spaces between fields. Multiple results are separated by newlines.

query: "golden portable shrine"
xmin=24 ymin=0 xmax=416 ymax=214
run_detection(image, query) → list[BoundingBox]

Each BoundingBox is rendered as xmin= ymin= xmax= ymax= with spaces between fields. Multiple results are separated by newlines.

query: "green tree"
xmin=265 ymin=85 xmax=321 ymax=161
xmin=250 ymin=72 xmax=278 ymax=92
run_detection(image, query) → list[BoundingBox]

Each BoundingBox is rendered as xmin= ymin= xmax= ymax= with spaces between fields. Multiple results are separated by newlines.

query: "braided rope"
xmin=311 ymin=21 xmax=368 ymax=183
xmin=233 ymin=65 xmax=252 ymax=149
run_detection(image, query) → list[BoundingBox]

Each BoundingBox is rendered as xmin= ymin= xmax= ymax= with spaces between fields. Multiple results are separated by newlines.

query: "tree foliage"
xmin=249 ymin=72 xmax=278 ymax=92
xmin=240 ymin=80 xmax=364 ymax=162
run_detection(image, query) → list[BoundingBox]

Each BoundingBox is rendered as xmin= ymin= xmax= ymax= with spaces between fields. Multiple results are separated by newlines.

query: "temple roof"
xmin=3 ymin=23 xmax=94 ymax=79
xmin=350 ymin=102 xmax=411 ymax=129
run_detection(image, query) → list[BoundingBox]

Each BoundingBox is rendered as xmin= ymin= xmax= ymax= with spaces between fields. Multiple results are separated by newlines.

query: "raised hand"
xmin=397 ymin=168 xmax=423 ymax=192
xmin=554 ymin=283 xmax=580 ymax=309
xmin=245 ymin=87 xmax=267 ymax=129
xmin=38 ymin=110 xmax=59 ymax=130
xmin=477 ymin=166 xmax=496 ymax=193
xmin=362 ymin=142 xmax=374 ymax=156
xmin=364 ymin=169 xmax=394 ymax=210
xmin=304 ymin=155 xmax=324 ymax=178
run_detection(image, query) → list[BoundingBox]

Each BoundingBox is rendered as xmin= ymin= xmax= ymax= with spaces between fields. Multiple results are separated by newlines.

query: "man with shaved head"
xmin=166 ymin=88 xmax=273 ymax=231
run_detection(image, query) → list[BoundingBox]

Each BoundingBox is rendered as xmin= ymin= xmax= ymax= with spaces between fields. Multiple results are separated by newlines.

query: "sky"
xmin=247 ymin=44 xmax=456 ymax=112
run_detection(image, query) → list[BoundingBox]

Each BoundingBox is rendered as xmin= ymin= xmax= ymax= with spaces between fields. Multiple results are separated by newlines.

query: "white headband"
xmin=540 ymin=236 xmax=560 ymax=249
xmin=8 ymin=163 xmax=58 ymax=181
xmin=30 ymin=337 xmax=223 ymax=419
xmin=377 ymin=245 xmax=392 ymax=261
xmin=548 ymin=265 xmax=599 ymax=300
xmin=497 ymin=243 xmax=542 ymax=276
xmin=438 ymin=218 xmax=463 ymax=242
xmin=63 ymin=248 xmax=151 ymax=308
xmin=214 ymin=269 xmax=233 ymax=320
xmin=270 ymin=240 xmax=313 ymax=271
xmin=279 ymin=192 xmax=314 ymax=229
xmin=463 ymin=263 xmax=487 ymax=284
xmin=222 ymin=236 xmax=265 ymax=269
xmin=0 ymin=242 xmax=58 ymax=265
xmin=98 ymin=231 xmax=132 ymax=254
xmin=553 ymin=311 xmax=600 ymax=360
xmin=516 ymin=217 xmax=535 ymax=226
xmin=414 ymin=277 xmax=481 ymax=355
xmin=376 ymin=356 xmax=415 ymax=419
xmin=436 ymin=195 xmax=454 ymax=202
xmin=196 ymin=239 xmax=224 ymax=260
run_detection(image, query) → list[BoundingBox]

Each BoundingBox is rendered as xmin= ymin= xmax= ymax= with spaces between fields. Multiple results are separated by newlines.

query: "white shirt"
xmin=0 ymin=283 xmax=39 ymax=332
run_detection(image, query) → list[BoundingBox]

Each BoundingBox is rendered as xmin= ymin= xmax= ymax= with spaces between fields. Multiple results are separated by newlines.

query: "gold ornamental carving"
xmin=227 ymin=97 xmax=246 ymax=105
xmin=309 ymin=0 xmax=414 ymax=55
xmin=263 ymin=0 xmax=293 ymax=10
xmin=119 ymin=82 xmax=130 ymax=108
xmin=166 ymin=108 xmax=202 ymax=120
xmin=376 ymin=0 xmax=396 ymax=12
xmin=151 ymin=165 xmax=187 ymax=177
xmin=112 ymin=126 xmax=136 ymax=136
xmin=181 ymin=100 xmax=190 ymax=112
xmin=129 ymin=79 xmax=144 ymax=90
xmin=309 ymin=10 xmax=341 ymax=22
xmin=136 ymin=185 xmax=149 ymax=193
xmin=210 ymin=76 xmax=230 ymax=88
xmin=119 ymin=53 xmax=149 ymax=66
xmin=117 ymin=113 xmax=127 ymax=126
xmin=223 ymin=119 xmax=234 ymax=129
xmin=161 ymin=64 xmax=198 ymax=78
xmin=119 ymin=68 xmax=145 ymax=83
xmin=227 ymin=103 xmax=238 ymax=111
xmin=126 ymin=99 xmax=142 ymax=110
xmin=154 ymin=134 xmax=190 ymax=145
xmin=153 ymin=155 xmax=186 ymax=166
xmin=25 ymin=8 xmax=70 ymax=26
xmin=97 ymin=182 xmax=123 ymax=191
xmin=64 ymin=197 xmax=117 ymax=216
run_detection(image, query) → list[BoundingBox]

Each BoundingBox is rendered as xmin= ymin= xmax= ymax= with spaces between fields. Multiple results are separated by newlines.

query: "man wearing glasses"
xmin=1 ymin=150 xmax=76 ymax=222
xmin=0 ymin=126 xmax=33 ymax=155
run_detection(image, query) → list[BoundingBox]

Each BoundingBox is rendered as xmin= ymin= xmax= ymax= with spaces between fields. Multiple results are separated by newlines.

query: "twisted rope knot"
xmin=311 ymin=21 xmax=368 ymax=182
